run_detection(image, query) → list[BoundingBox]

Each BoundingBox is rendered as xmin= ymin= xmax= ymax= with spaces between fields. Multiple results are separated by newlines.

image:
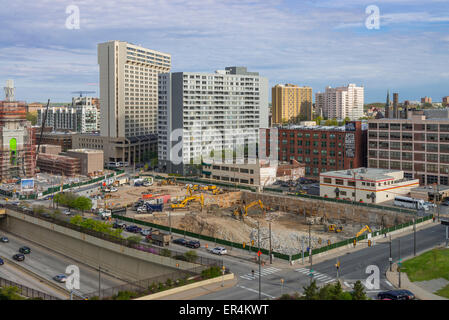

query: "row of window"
xmin=369 ymin=123 xmax=449 ymax=132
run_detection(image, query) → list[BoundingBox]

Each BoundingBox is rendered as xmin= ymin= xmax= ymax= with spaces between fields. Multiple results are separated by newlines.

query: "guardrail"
xmin=0 ymin=276 xmax=60 ymax=300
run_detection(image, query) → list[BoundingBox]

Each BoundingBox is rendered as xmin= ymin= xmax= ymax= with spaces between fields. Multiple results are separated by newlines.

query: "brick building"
xmin=260 ymin=121 xmax=367 ymax=177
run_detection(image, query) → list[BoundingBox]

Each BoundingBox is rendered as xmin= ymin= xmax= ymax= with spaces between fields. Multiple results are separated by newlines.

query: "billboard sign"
xmin=345 ymin=122 xmax=356 ymax=132
xmin=21 ymin=179 xmax=34 ymax=192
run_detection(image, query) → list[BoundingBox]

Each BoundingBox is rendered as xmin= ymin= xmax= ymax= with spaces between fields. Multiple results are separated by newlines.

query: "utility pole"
xmin=398 ymin=239 xmax=401 ymax=288
xmin=437 ymin=184 xmax=441 ymax=222
xmin=168 ymin=210 xmax=172 ymax=236
xmin=389 ymin=235 xmax=392 ymax=272
xmin=413 ymin=218 xmax=416 ymax=256
xmin=258 ymin=221 xmax=261 ymax=301
xmin=269 ymin=220 xmax=272 ymax=264
xmin=309 ymin=223 xmax=313 ymax=284
xmin=301 ymin=236 xmax=304 ymax=264
xmin=98 ymin=266 xmax=101 ymax=300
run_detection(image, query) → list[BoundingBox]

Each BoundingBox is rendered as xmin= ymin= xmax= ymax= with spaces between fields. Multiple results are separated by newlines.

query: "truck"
xmin=146 ymin=230 xmax=170 ymax=246
xmin=97 ymin=208 xmax=112 ymax=220
xmin=136 ymin=202 xmax=163 ymax=213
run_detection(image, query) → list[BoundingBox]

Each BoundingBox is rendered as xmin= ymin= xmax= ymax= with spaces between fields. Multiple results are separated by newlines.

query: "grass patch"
xmin=434 ymin=283 xmax=449 ymax=299
xmin=402 ymin=248 xmax=449 ymax=282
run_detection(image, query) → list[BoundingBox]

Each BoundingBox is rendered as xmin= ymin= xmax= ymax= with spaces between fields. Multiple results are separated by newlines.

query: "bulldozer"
xmin=171 ymin=194 xmax=204 ymax=210
xmin=233 ymin=200 xmax=264 ymax=220
xmin=328 ymin=224 xmax=343 ymax=233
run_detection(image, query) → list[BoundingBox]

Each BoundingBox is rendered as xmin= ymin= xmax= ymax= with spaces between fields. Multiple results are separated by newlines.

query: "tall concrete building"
xmin=272 ymin=84 xmax=312 ymax=124
xmin=158 ymin=67 xmax=269 ymax=175
xmin=73 ymin=41 xmax=170 ymax=166
xmin=98 ymin=40 xmax=171 ymax=137
xmin=316 ymin=84 xmax=364 ymax=120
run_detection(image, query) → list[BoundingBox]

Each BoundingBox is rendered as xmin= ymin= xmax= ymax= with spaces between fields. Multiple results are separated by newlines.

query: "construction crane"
xmin=35 ymin=99 xmax=50 ymax=167
xmin=356 ymin=225 xmax=372 ymax=237
xmin=171 ymin=194 xmax=204 ymax=209
xmin=233 ymin=200 xmax=264 ymax=219
xmin=71 ymin=91 xmax=96 ymax=97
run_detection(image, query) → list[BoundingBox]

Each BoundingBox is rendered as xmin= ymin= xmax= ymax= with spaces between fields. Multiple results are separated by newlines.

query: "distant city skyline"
xmin=1 ymin=0 xmax=448 ymax=103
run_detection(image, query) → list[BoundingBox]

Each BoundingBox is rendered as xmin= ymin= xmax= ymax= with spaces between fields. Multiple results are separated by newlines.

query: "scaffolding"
xmin=36 ymin=153 xmax=81 ymax=177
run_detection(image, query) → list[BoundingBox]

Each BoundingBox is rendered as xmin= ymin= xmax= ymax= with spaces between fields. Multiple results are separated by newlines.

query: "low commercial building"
xmin=36 ymin=153 xmax=81 ymax=177
xmin=64 ymin=149 xmax=104 ymax=176
xmin=39 ymin=131 xmax=76 ymax=152
xmin=320 ymin=168 xmax=419 ymax=204
xmin=40 ymin=144 xmax=62 ymax=155
xmin=202 ymin=159 xmax=305 ymax=188
xmin=409 ymin=185 xmax=449 ymax=202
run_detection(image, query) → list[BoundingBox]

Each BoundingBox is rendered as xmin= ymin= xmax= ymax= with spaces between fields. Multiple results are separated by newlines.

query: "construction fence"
xmin=113 ymin=213 xmax=434 ymax=263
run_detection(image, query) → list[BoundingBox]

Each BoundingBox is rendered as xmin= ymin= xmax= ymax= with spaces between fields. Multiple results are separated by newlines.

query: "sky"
xmin=0 ymin=0 xmax=448 ymax=103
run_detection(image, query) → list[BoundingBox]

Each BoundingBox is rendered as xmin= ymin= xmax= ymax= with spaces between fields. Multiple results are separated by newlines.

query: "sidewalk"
xmin=152 ymin=278 xmax=239 ymax=300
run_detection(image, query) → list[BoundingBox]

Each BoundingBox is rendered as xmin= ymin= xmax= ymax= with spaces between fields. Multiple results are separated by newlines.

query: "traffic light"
xmin=335 ymin=261 xmax=340 ymax=269
xmin=251 ymin=240 xmax=254 ymax=246
xmin=353 ymin=239 xmax=357 ymax=247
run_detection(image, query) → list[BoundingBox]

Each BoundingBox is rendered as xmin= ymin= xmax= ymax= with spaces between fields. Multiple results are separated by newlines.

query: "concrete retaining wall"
xmin=1 ymin=209 xmax=200 ymax=282
xmin=243 ymin=191 xmax=415 ymax=227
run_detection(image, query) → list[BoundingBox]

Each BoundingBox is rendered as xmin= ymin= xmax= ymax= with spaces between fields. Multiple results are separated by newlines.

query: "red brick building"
xmin=260 ymin=121 xmax=367 ymax=178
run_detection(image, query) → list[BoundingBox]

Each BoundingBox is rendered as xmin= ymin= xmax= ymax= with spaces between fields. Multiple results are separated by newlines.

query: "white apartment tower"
xmin=316 ymin=84 xmax=364 ymax=120
xmin=158 ymin=67 xmax=269 ymax=175
xmin=97 ymin=41 xmax=171 ymax=138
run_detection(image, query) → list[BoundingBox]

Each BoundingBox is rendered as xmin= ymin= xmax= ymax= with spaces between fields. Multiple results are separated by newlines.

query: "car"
xmin=377 ymin=290 xmax=415 ymax=300
xmin=140 ymin=228 xmax=152 ymax=236
xmin=63 ymin=209 xmax=71 ymax=216
xmin=110 ymin=187 xmax=118 ymax=193
xmin=13 ymin=254 xmax=25 ymax=261
xmin=0 ymin=236 xmax=9 ymax=243
xmin=441 ymin=200 xmax=449 ymax=206
xmin=125 ymin=225 xmax=142 ymax=233
xmin=210 ymin=246 xmax=227 ymax=255
xmin=186 ymin=240 xmax=201 ymax=249
xmin=113 ymin=222 xmax=127 ymax=229
xmin=173 ymin=238 xmax=188 ymax=246
xmin=0 ymin=258 xmax=4 ymax=265
xmin=53 ymin=274 xmax=67 ymax=283
xmin=19 ymin=246 xmax=31 ymax=254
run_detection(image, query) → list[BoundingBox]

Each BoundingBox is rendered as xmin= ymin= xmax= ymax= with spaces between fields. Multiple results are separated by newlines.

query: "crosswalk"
xmin=294 ymin=267 xmax=337 ymax=284
xmin=240 ymin=267 xmax=282 ymax=280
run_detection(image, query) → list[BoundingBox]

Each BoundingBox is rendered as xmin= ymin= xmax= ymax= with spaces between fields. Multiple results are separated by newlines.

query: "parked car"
xmin=53 ymin=274 xmax=67 ymax=283
xmin=63 ymin=209 xmax=71 ymax=216
xmin=125 ymin=225 xmax=142 ymax=233
xmin=0 ymin=236 xmax=9 ymax=243
xmin=0 ymin=258 xmax=4 ymax=265
xmin=377 ymin=290 xmax=415 ymax=300
xmin=110 ymin=187 xmax=118 ymax=193
xmin=113 ymin=222 xmax=127 ymax=229
xmin=210 ymin=246 xmax=227 ymax=255
xmin=173 ymin=238 xmax=188 ymax=246
xmin=19 ymin=246 xmax=31 ymax=254
xmin=140 ymin=228 xmax=152 ymax=236
xmin=441 ymin=199 xmax=449 ymax=206
xmin=13 ymin=254 xmax=25 ymax=261
xmin=186 ymin=240 xmax=201 ymax=249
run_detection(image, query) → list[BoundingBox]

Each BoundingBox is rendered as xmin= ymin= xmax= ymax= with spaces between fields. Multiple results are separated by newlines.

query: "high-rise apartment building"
xmin=158 ymin=67 xmax=269 ymax=175
xmin=316 ymin=84 xmax=364 ymax=120
xmin=272 ymin=84 xmax=312 ymax=124
xmin=97 ymin=40 xmax=171 ymax=137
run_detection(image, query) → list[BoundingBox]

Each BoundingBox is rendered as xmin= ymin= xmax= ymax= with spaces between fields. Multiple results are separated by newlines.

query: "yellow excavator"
xmin=161 ymin=177 xmax=176 ymax=186
xmin=171 ymin=194 xmax=204 ymax=209
xmin=328 ymin=224 xmax=343 ymax=233
xmin=356 ymin=225 xmax=372 ymax=237
xmin=233 ymin=200 xmax=264 ymax=219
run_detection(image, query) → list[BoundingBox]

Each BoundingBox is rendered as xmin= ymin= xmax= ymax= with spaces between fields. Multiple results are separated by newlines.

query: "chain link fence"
xmin=0 ymin=277 xmax=60 ymax=300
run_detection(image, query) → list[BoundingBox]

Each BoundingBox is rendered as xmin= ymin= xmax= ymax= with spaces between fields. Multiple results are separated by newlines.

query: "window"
xmin=347 ymin=181 xmax=355 ymax=186
xmin=369 ymin=123 xmax=377 ymax=129
xmin=335 ymin=179 xmax=344 ymax=185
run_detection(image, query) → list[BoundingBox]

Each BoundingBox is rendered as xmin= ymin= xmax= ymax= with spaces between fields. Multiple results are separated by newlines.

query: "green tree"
xmin=73 ymin=196 xmax=92 ymax=213
xmin=351 ymin=280 xmax=367 ymax=300
xmin=314 ymin=116 xmax=323 ymax=125
xmin=26 ymin=112 xmax=37 ymax=125
xmin=342 ymin=117 xmax=351 ymax=125
xmin=302 ymin=280 xmax=319 ymax=300
xmin=184 ymin=250 xmax=198 ymax=263
xmin=160 ymin=248 xmax=172 ymax=257
xmin=0 ymin=286 xmax=25 ymax=300
xmin=127 ymin=235 xmax=142 ymax=245
xmin=329 ymin=281 xmax=344 ymax=300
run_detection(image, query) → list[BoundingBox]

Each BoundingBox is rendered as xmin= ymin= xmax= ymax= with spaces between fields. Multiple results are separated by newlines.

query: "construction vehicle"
xmin=146 ymin=230 xmax=170 ymax=246
xmin=171 ymin=194 xmax=204 ymax=209
xmin=136 ymin=202 xmax=163 ymax=213
xmin=233 ymin=200 xmax=264 ymax=219
xmin=356 ymin=225 xmax=372 ymax=237
xmin=212 ymin=187 xmax=224 ymax=195
xmin=328 ymin=224 xmax=343 ymax=233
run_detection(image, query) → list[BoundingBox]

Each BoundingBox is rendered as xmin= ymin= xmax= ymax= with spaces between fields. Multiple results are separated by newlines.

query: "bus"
xmin=394 ymin=196 xmax=429 ymax=211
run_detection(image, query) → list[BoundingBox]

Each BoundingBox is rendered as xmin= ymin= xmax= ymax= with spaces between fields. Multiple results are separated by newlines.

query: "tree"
xmin=342 ymin=117 xmax=351 ymax=125
xmin=329 ymin=281 xmax=344 ymax=300
xmin=0 ymin=286 xmax=25 ymax=300
xmin=73 ymin=196 xmax=92 ymax=213
xmin=184 ymin=250 xmax=198 ymax=263
xmin=127 ymin=235 xmax=142 ymax=246
xmin=351 ymin=280 xmax=367 ymax=300
xmin=302 ymin=280 xmax=319 ymax=300
xmin=314 ymin=116 xmax=323 ymax=125
xmin=26 ymin=112 xmax=37 ymax=125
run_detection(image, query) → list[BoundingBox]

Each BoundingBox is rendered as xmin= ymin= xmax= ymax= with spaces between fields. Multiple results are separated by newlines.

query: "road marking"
xmin=240 ymin=267 xmax=281 ymax=280
xmin=385 ymin=280 xmax=393 ymax=287
xmin=324 ymin=279 xmax=336 ymax=284
xmin=236 ymin=285 xmax=276 ymax=299
xmin=344 ymin=281 xmax=351 ymax=288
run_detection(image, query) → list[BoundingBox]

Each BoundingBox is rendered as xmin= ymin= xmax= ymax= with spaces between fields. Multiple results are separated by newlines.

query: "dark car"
xmin=13 ymin=254 xmax=25 ymax=261
xmin=0 ymin=258 xmax=4 ymax=265
xmin=19 ymin=246 xmax=31 ymax=254
xmin=441 ymin=200 xmax=449 ymax=206
xmin=186 ymin=240 xmax=200 ymax=249
xmin=173 ymin=238 xmax=188 ymax=246
xmin=377 ymin=290 xmax=415 ymax=300
xmin=0 ymin=237 xmax=9 ymax=243
xmin=126 ymin=225 xmax=142 ymax=233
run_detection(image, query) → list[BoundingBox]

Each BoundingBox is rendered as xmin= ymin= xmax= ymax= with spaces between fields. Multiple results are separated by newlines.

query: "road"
xmin=0 ymin=230 xmax=127 ymax=297
xmin=193 ymin=222 xmax=448 ymax=300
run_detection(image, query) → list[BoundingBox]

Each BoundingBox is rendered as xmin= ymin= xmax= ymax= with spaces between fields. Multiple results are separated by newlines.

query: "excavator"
xmin=160 ymin=177 xmax=176 ymax=186
xmin=328 ymin=224 xmax=343 ymax=233
xmin=233 ymin=200 xmax=264 ymax=219
xmin=356 ymin=225 xmax=372 ymax=237
xmin=171 ymin=194 xmax=204 ymax=209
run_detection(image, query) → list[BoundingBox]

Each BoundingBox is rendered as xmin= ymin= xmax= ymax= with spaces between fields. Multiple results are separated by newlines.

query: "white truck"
xmin=98 ymin=208 xmax=112 ymax=220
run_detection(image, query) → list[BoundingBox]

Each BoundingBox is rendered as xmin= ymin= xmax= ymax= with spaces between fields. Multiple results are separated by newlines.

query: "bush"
xmin=112 ymin=290 xmax=138 ymax=300
xmin=184 ymin=250 xmax=198 ymax=263
xmin=160 ymin=249 xmax=172 ymax=257
xmin=165 ymin=278 xmax=173 ymax=287
xmin=0 ymin=286 xmax=25 ymax=300
xmin=201 ymin=266 xmax=222 ymax=279
xmin=127 ymin=235 xmax=143 ymax=245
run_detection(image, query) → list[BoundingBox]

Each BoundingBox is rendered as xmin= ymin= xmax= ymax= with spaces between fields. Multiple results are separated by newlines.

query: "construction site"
xmin=99 ymin=177 xmax=418 ymax=255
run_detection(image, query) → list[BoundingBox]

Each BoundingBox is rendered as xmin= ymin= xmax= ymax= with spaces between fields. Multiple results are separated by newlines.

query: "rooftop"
xmin=321 ymin=167 xmax=404 ymax=181
xmin=67 ymin=149 xmax=103 ymax=154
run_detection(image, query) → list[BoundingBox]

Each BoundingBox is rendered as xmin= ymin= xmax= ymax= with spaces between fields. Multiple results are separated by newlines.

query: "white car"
xmin=110 ymin=187 xmax=118 ymax=193
xmin=210 ymin=247 xmax=227 ymax=255
xmin=140 ymin=229 xmax=152 ymax=236
xmin=63 ymin=209 xmax=71 ymax=216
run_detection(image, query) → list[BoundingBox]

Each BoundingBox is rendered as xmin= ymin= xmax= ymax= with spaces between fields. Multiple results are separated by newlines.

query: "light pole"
xmin=280 ymin=278 xmax=284 ymax=296
xmin=413 ymin=218 xmax=416 ymax=256
xmin=398 ymin=239 xmax=401 ymax=288
xmin=98 ymin=266 xmax=101 ymax=300
xmin=258 ymin=221 xmax=261 ymax=301
xmin=389 ymin=235 xmax=392 ymax=272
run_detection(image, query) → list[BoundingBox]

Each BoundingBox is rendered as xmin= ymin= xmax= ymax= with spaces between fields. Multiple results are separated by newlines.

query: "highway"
xmin=0 ymin=230 xmax=127 ymax=297
xmin=193 ymin=222 xmax=448 ymax=300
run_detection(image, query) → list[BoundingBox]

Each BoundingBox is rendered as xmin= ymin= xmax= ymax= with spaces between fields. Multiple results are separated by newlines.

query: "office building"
xmin=272 ymin=84 xmax=312 ymax=124
xmin=421 ymin=96 xmax=432 ymax=104
xmin=315 ymin=84 xmax=364 ymax=120
xmin=320 ymin=168 xmax=419 ymax=204
xmin=368 ymin=108 xmax=449 ymax=185
xmin=442 ymin=96 xmax=449 ymax=107
xmin=260 ymin=121 xmax=367 ymax=177
xmin=158 ymin=67 xmax=269 ymax=175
